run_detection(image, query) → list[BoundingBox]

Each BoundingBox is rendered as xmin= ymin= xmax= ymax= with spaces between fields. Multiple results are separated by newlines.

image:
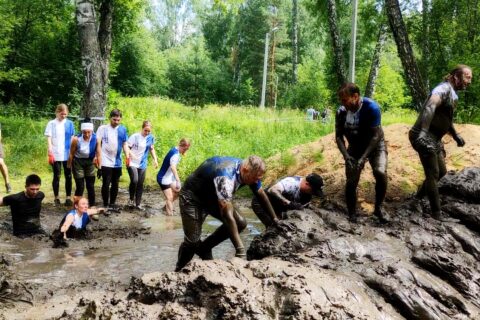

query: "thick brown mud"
xmin=1 ymin=168 xmax=480 ymax=319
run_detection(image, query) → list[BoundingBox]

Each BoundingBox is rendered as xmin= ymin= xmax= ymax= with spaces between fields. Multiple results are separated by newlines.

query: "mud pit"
xmin=1 ymin=123 xmax=480 ymax=319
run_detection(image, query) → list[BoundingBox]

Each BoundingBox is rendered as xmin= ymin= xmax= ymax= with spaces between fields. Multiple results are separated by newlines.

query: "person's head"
xmin=80 ymin=118 xmax=94 ymax=140
xmin=25 ymin=174 xmax=41 ymax=198
xmin=178 ymin=138 xmax=191 ymax=155
xmin=300 ymin=173 xmax=324 ymax=197
xmin=240 ymin=155 xmax=266 ymax=185
xmin=141 ymin=120 xmax=152 ymax=137
xmin=55 ymin=104 xmax=69 ymax=121
xmin=445 ymin=65 xmax=473 ymax=91
xmin=109 ymin=109 xmax=122 ymax=128
xmin=337 ymin=83 xmax=361 ymax=112
xmin=74 ymin=197 xmax=89 ymax=213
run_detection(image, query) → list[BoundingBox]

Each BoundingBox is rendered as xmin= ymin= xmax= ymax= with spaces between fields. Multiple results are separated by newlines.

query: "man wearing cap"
xmin=251 ymin=173 xmax=324 ymax=226
xmin=336 ymin=82 xmax=389 ymax=223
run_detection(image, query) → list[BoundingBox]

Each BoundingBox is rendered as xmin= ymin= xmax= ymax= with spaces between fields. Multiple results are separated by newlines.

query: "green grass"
xmin=0 ymin=97 xmax=418 ymax=194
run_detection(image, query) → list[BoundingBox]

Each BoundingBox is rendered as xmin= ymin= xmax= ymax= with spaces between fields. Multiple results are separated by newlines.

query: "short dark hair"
xmin=109 ymin=109 xmax=122 ymax=118
xmin=26 ymin=174 xmax=41 ymax=186
xmin=338 ymin=82 xmax=361 ymax=98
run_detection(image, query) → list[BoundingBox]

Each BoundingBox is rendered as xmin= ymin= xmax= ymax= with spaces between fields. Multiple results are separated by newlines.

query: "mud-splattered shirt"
xmin=183 ymin=157 xmax=262 ymax=205
xmin=266 ymin=176 xmax=312 ymax=210
xmin=336 ymin=97 xmax=385 ymax=156
xmin=412 ymin=81 xmax=458 ymax=139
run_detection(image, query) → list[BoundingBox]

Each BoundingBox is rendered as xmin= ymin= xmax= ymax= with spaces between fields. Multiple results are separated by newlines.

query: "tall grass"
xmin=0 ymin=97 xmax=417 ymax=193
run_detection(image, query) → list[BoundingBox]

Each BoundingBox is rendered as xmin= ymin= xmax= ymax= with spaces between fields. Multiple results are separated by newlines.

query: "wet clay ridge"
xmin=114 ymin=167 xmax=480 ymax=319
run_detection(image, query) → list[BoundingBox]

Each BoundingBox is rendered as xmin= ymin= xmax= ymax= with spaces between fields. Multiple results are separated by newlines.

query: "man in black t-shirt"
xmin=0 ymin=174 xmax=45 ymax=236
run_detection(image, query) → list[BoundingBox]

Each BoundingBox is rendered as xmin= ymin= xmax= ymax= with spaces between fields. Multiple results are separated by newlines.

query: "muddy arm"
xmin=150 ymin=145 xmax=158 ymax=168
xmin=420 ymin=95 xmax=441 ymax=132
xmin=218 ymin=200 xmax=244 ymax=250
xmin=60 ymin=215 xmax=75 ymax=238
xmin=359 ymin=126 xmax=384 ymax=163
xmin=268 ymin=183 xmax=289 ymax=206
xmin=254 ymin=188 xmax=279 ymax=226
xmin=67 ymin=137 xmax=78 ymax=169
xmin=335 ymin=114 xmax=349 ymax=160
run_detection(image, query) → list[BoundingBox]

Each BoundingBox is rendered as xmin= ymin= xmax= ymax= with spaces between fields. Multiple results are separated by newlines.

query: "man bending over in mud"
xmin=336 ymin=83 xmax=389 ymax=223
xmin=251 ymin=173 xmax=324 ymax=226
xmin=0 ymin=174 xmax=46 ymax=237
xmin=409 ymin=65 xmax=472 ymax=220
xmin=175 ymin=155 xmax=280 ymax=271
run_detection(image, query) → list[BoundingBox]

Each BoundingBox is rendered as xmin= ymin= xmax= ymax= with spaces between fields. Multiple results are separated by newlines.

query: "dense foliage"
xmin=0 ymin=0 xmax=479 ymax=122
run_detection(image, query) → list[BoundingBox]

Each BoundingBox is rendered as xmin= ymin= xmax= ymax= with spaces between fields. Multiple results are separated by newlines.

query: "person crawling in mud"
xmin=409 ymin=65 xmax=473 ymax=220
xmin=0 ymin=174 xmax=46 ymax=237
xmin=336 ymin=83 xmax=389 ymax=223
xmin=51 ymin=197 xmax=104 ymax=247
xmin=175 ymin=155 xmax=281 ymax=271
xmin=251 ymin=173 xmax=324 ymax=226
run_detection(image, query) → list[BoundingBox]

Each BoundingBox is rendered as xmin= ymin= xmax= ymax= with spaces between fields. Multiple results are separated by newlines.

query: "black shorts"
xmin=160 ymin=183 xmax=171 ymax=190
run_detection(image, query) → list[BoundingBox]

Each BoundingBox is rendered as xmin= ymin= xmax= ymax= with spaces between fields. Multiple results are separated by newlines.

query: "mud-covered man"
xmin=336 ymin=82 xmax=388 ymax=223
xmin=0 ymin=174 xmax=46 ymax=237
xmin=175 ymin=155 xmax=279 ymax=271
xmin=251 ymin=173 xmax=324 ymax=226
xmin=409 ymin=65 xmax=472 ymax=220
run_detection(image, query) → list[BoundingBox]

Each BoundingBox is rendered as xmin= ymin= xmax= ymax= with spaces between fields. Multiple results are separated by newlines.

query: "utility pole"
xmin=260 ymin=27 xmax=279 ymax=109
xmin=348 ymin=0 xmax=359 ymax=83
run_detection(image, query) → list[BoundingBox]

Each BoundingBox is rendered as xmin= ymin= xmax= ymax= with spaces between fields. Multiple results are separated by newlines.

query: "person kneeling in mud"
xmin=51 ymin=197 xmax=104 ymax=247
xmin=251 ymin=173 xmax=324 ymax=226
xmin=175 ymin=155 xmax=281 ymax=272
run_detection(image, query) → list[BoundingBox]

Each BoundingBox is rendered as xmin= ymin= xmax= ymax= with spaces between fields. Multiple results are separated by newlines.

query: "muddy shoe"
xmin=127 ymin=199 xmax=135 ymax=208
xmin=197 ymin=246 xmax=213 ymax=260
xmin=348 ymin=213 xmax=359 ymax=223
xmin=373 ymin=208 xmax=390 ymax=224
xmin=65 ymin=199 xmax=73 ymax=207
xmin=235 ymin=247 xmax=246 ymax=258
xmin=108 ymin=204 xmax=121 ymax=213
xmin=5 ymin=183 xmax=11 ymax=193
xmin=432 ymin=212 xmax=459 ymax=223
xmin=54 ymin=199 xmax=61 ymax=206
xmin=135 ymin=204 xmax=145 ymax=212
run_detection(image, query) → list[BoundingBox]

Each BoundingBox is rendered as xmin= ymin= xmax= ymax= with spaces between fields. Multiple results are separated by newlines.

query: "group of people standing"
xmin=0 ymin=64 xmax=472 ymax=270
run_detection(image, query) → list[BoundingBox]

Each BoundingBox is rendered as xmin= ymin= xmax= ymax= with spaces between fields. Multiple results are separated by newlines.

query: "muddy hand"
xmin=274 ymin=219 xmax=295 ymax=232
xmin=454 ymin=134 xmax=465 ymax=147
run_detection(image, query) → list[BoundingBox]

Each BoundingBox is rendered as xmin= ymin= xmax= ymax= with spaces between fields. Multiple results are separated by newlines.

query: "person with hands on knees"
xmin=336 ymin=83 xmax=389 ymax=223
xmin=96 ymin=109 xmax=129 ymax=212
xmin=68 ymin=118 xmax=99 ymax=207
xmin=409 ymin=65 xmax=472 ymax=220
xmin=251 ymin=173 xmax=324 ymax=226
xmin=175 ymin=155 xmax=280 ymax=272
xmin=157 ymin=138 xmax=190 ymax=216
xmin=44 ymin=103 xmax=75 ymax=206
xmin=126 ymin=121 xmax=158 ymax=211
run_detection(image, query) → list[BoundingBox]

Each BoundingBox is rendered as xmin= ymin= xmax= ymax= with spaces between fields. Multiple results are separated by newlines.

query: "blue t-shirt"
xmin=157 ymin=147 xmax=180 ymax=184
xmin=183 ymin=156 xmax=262 ymax=205
xmin=60 ymin=210 xmax=90 ymax=230
xmin=336 ymin=97 xmax=384 ymax=155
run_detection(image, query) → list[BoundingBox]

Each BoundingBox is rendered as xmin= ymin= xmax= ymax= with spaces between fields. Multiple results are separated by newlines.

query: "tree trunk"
xmin=75 ymin=0 xmax=109 ymax=126
xmin=325 ymin=0 xmax=347 ymax=85
xmin=385 ymin=0 xmax=427 ymax=110
xmin=98 ymin=0 xmax=113 ymax=91
xmin=291 ymin=0 xmax=298 ymax=84
xmin=364 ymin=24 xmax=387 ymax=98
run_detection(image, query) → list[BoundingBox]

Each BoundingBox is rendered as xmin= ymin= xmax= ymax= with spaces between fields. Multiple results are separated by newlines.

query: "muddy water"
xmin=0 ymin=207 xmax=264 ymax=287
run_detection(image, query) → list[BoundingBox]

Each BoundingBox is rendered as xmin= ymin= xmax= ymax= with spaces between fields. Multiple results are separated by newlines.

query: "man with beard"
xmin=409 ymin=65 xmax=473 ymax=220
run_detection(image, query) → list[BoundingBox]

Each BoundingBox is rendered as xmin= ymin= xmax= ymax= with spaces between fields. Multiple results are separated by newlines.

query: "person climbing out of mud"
xmin=0 ymin=174 xmax=47 ymax=237
xmin=157 ymin=138 xmax=190 ymax=216
xmin=175 ymin=155 xmax=286 ymax=272
xmin=335 ymin=82 xmax=389 ymax=223
xmin=126 ymin=121 xmax=158 ymax=211
xmin=251 ymin=173 xmax=324 ymax=226
xmin=50 ymin=197 xmax=105 ymax=247
xmin=409 ymin=65 xmax=473 ymax=221
xmin=96 ymin=109 xmax=129 ymax=213
xmin=67 ymin=118 xmax=99 ymax=207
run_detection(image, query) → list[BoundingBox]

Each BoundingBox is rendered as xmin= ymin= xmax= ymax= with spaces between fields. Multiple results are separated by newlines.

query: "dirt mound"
xmin=264 ymin=123 xmax=480 ymax=213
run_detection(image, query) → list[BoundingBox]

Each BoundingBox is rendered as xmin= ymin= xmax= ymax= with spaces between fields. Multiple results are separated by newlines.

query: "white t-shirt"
xmin=96 ymin=124 xmax=128 ymax=168
xmin=44 ymin=119 xmax=75 ymax=161
xmin=128 ymin=133 xmax=155 ymax=169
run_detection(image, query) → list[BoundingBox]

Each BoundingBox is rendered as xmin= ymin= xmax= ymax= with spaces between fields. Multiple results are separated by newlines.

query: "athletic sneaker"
xmin=65 ymin=199 xmax=73 ymax=207
xmin=54 ymin=199 xmax=61 ymax=206
xmin=127 ymin=199 xmax=135 ymax=208
xmin=135 ymin=204 xmax=145 ymax=212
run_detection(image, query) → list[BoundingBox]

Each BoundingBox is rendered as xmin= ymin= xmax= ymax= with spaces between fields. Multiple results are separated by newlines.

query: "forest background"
xmin=0 ymin=0 xmax=478 ymax=189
